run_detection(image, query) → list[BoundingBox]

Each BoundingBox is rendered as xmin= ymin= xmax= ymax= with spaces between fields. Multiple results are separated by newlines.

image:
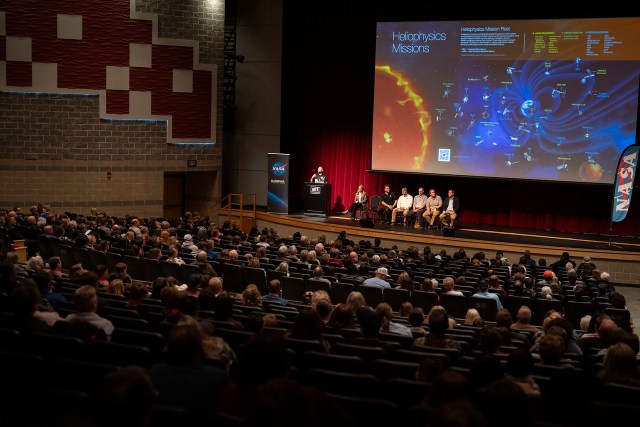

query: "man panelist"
xmin=377 ymin=185 xmax=396 ymax=224
xmin=439 ymin=188 xmax=460 ymax=228
xmin=422 ymin=188 xmax=442 ymax=229
xmin=391 ymin=187 xmax=413 ymax=225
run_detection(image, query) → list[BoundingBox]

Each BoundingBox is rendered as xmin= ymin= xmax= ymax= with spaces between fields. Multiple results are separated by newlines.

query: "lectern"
xmin=304 ymin=182 xmax=330 ymax=216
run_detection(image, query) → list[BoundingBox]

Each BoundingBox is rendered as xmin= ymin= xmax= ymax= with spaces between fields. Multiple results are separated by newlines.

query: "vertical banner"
xmin=612 ymin=145 xmax=639 ymax=223
xmin=267 ymin=153 xmax=290 ymax=214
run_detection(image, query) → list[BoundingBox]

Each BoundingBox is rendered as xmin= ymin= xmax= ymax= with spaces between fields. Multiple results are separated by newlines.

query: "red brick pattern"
xmin=1 ymin=0 xmax=214 ymax=142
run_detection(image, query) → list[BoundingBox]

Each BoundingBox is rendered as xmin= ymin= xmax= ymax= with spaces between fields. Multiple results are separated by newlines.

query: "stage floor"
xmin=254 ymin=210 xmax=640 ymax=265
xmin=315 ymin=213 xmax=640 ymax=253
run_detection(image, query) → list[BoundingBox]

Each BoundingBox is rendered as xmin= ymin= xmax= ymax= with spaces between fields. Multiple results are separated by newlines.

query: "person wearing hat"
xmin=181 ymin=234 xmax=198 ymax=256
xmin=537 ymin=269 xmax=554 ymax=288
xmin=362 ymin=267 xmax=392 ymax=290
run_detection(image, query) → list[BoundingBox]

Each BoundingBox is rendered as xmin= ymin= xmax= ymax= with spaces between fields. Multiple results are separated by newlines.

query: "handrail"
xmin=210 ymin=193 xmax=257 ymax=230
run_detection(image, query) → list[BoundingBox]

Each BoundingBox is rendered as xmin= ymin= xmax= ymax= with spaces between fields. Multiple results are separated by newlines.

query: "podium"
xmin=304 ymin=182 xmax=330 ymax=216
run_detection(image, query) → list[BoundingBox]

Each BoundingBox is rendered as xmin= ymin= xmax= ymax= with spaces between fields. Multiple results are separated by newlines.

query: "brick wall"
xmin=0 ymin=92 xmax=221 ymax=217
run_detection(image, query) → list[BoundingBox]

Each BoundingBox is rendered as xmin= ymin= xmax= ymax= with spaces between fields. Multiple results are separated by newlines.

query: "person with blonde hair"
xmin=463 ymin=308 xmax=482 ymax=326
xmin=345 ymin=291 xmax=367 ymax=318
xmin=27 ymin=255 xmax=46 ymax=273
xmin=345 ymin=184 xmax=367 ymax=220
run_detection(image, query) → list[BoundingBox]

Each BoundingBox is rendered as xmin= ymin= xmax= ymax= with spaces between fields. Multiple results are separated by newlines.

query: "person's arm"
xmin=310 ymin=174 xmax=316 ymax=182
xmin=436 ymin=196 xmax=443 ymax=210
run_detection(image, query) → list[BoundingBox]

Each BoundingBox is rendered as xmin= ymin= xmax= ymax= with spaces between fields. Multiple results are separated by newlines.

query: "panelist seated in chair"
xmin=345 ymin=184 xmax=367 ymax=220
xmin=439 ymin=188 xmax=460 ymax=228
xmin=391 ymin=187 xmax=413 ymax=225
xmin=376 ymin=185 xmax=397 ymax=224
xmin=406 ymin=186 xmax=428 ymax=229
xmin=422 ymin=188 xmax=443 ymax=229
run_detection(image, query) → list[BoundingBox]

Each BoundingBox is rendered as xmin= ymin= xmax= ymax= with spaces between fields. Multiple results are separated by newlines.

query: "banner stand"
xmin=596 ymin=144 xmax=638 ymax=249
xmin=267 ymin=153 xmax=290 ymax=215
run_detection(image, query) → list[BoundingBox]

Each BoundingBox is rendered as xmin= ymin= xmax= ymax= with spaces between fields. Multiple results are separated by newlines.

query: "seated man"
xmin=407 ymin=187 xmax=427 ymax=229
xmin=376 ymin=185 xmax=396 ymax=224
xmin=422 ymin=188 xmax=443 ymax=229
xmin=439 ymin=188 xmax=460 ymax=228
xmin=391 ymin=187 xmax=413 ymax=225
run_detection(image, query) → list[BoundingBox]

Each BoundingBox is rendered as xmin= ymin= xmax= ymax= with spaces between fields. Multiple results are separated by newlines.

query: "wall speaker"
xmin=359 ymin=218 xmax=374 ymax=228
xmin=443 ymin=227 xmax=455 ymax=237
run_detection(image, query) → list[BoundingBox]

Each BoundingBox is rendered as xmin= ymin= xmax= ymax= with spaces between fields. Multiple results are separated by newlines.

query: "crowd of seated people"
xmin=0 ymin=206 xmax=638 ymax=425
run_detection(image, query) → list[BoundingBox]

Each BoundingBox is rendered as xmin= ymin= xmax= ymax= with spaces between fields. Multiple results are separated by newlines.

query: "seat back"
xmin=438 ymin=293 xmax=469 ymax=319
xmin=564 ymin=301 xmax=595 ymax=329
xmin=159 ymin=260 xmax=181 ymax=281
xmin=180 ymin=263 xmax=203 ymax=284
xmin=504 ymin=294 xmax=534 ymax=319
xmin=469 ymin=296 xmax=499 ymax=322
xmin=58 ymin=243 xmax=76 ymax=270
xmin=369 ymin=195 xmax=381 ymax=210
xmin=332 ymin=282 xmax=356 ymax=304
xmin=299 ymin=350 xmax=367 ymax=374
xmin=532 ymin=298 xmax=563 ymax=326
xmin=604 ymin=307 xmax=632 ymax=331
xmin=123 ymin=255 xmax=143 ymax=281
xmin=358 ymin=285 xmax=383 ymax=307
xmin=305 ymin=279 xmax=332 ymax=300
xmin=140 ymin=257 xmax=161 ymax=282
xmin=221 ymin=262 xmax=244 ymax=294
xmin=280 ymin=276 xmax=306 ymax=302
xmin=410 ymin=291 xmax=439 ymax=314
xmin=243 ymin=267 xmax=268 ymax=295
xmin=73 ymin=247 xmax=92 ymax=271
xmin=383 ymin=287 xmax=411 ymax=312
xmin=304 ymin=368 xmax=384 ymax=398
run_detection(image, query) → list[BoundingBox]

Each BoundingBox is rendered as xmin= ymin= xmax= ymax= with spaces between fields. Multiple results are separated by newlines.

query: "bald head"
xmin=209 ymin=277 xmax=223 ymax=295
xmin=517 ymin=306 xmax=532 ymax=323
xmin=196 ymin=250 xmax=208 ymax=262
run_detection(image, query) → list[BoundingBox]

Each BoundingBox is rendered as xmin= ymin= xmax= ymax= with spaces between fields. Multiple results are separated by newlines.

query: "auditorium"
xmin=1 ymin=1 xmax=639 ymax=426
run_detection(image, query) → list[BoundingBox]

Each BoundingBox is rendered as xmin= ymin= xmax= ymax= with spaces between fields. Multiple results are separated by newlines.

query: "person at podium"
xmin=310 ymin=166 xmax=327 ymax=183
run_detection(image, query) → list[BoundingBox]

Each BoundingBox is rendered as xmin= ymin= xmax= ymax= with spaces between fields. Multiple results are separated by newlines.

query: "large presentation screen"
xmin=371 ymin=17 xmax=640 ymax=183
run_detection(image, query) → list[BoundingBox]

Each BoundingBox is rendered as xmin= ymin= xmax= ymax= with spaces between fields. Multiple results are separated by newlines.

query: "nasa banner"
xmin=267 ymin=153 xmax=290 ymax=214
xmin=612 ymin=145 xmax=638 ymax=223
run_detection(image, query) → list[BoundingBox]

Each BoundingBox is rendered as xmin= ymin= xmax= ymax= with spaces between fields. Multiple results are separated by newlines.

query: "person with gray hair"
xmin=443 ymin=276 xmax=463 ymax=296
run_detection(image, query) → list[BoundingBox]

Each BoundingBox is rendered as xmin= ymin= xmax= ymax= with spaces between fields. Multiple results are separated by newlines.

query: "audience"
xmin=1 ymin=210 xmax=638 ymax=427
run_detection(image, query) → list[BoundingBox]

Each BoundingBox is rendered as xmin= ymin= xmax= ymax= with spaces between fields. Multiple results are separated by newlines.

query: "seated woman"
xmin=345 ymin=184 xmax=367 ymax=220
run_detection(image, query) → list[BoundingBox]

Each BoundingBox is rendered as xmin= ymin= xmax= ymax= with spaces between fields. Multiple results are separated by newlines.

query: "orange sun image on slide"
xmin=372 ymin=65 xmax=431 ymax=171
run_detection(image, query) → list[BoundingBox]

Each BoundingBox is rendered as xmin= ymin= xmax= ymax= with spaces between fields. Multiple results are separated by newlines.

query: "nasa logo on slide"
xmin=271 ymin=161 xmax=287 ymax=177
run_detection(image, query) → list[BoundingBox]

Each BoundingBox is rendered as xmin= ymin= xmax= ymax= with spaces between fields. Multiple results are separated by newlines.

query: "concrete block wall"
xmin=0 ymin=92 xmax=221 ymax=217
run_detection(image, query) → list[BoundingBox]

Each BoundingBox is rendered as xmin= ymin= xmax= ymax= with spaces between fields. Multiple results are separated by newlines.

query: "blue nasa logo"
xmin=272 ymin=161 xmax=287 ymax=176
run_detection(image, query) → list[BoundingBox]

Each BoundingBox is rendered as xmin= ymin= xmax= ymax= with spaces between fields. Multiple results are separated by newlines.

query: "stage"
xmin=249 ymin=210 xmax=640 ymax=286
